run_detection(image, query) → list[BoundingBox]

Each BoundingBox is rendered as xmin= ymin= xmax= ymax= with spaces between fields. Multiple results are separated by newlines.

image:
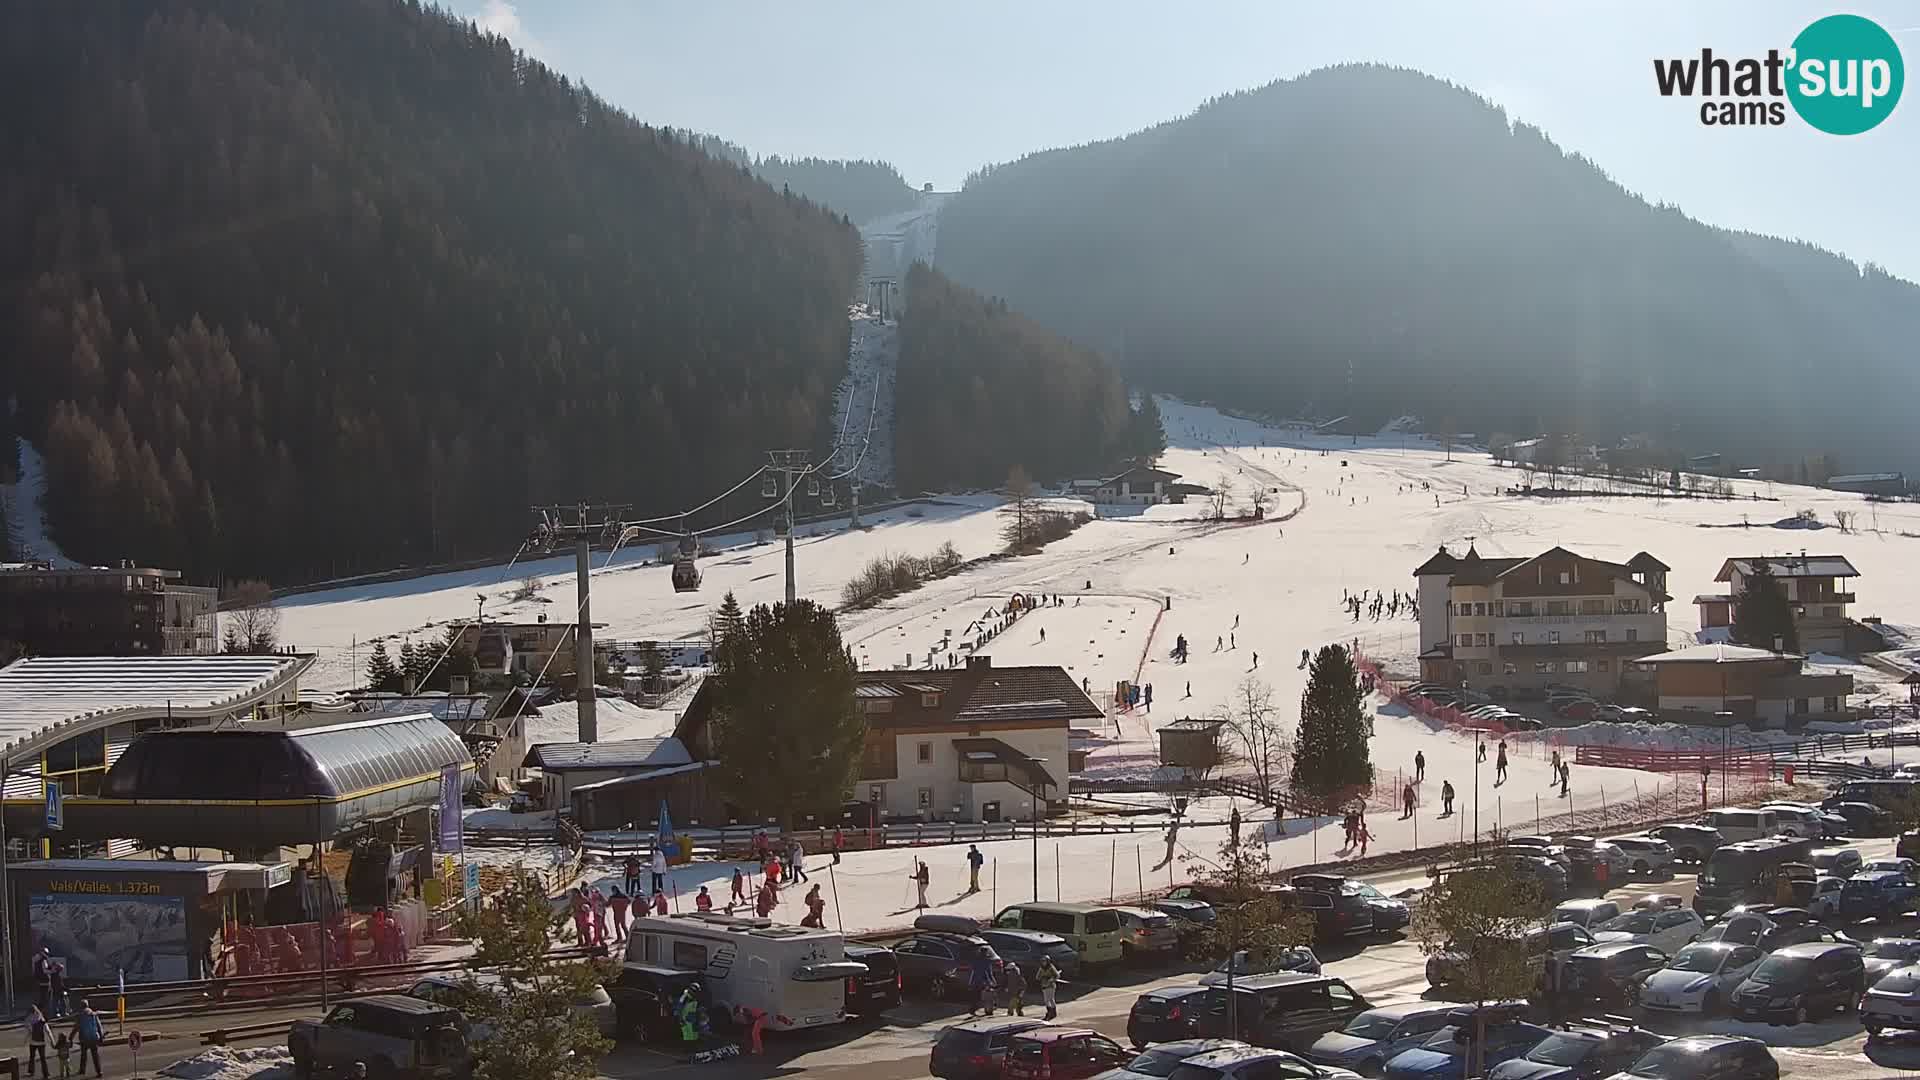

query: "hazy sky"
xmin=467 ymin=1 xmax=1919 ymax=281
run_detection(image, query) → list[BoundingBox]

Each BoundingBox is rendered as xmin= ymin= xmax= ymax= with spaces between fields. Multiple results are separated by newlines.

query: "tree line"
xmin=680 ymin=132 xmax=922 ymax=227
xmin=0 ymin=0 xmax=862 ymax=584
xmin=932 ymin=63 xmax=1920 ymax=479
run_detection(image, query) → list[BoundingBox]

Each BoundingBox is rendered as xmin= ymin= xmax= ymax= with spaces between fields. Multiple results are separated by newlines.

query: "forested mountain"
xmin=934 ymin=64 xmax=1920 ymax=474
xmin=0 ymin=0 xmax=862 ymax=583
xmin=895 ymin=265 xmax=1152 ymax=493
xmin=684 ymin=133 xmax=920 ymax=226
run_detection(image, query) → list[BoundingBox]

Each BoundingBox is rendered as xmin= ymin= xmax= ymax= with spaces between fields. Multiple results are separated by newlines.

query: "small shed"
xmin=1158 ymin=719 xmax=1227 ymax=770
xmin=522 ymin=737 xmax=694 ymax=811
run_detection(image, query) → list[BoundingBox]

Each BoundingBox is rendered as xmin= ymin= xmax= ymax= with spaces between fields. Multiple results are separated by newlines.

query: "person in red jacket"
xmin=608 ymin=887 xmax=631 ymax=941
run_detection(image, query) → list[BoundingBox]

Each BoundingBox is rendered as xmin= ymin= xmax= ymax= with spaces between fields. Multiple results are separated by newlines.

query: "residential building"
xmin=0 ymin=561 xmax=217 ymax=658
xmin=1697 ymin=554 xmax=1860 ymax=654
xmin=1636 ymin=643 xmax=1853 ymax=728
xmin=1077 ymin=465 xmax=1185 ymax=506
xmin=674 ymin=657 xmax=1102 ymax=823
xmin=1826 ymin=473 xmax=1906 ymax=497
xmin=1413 ymin=545 xmax=1671 ymax=697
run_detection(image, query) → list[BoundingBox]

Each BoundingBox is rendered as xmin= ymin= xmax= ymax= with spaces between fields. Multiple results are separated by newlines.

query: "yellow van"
xmin=991 ymin=902 xmax=1126 ymax=966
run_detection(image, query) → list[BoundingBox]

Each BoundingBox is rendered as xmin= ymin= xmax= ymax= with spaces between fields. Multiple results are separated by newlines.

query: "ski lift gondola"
xmin=820 ymin=486 xmax=838 ymax=508
xmin=671 ymin=529 xmax=701 ymax=592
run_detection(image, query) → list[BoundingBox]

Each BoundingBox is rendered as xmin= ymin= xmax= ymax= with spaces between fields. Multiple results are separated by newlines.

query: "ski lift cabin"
xmin=761 ymin=474 xmax=779 ymax=498
xmin=671 ymin=533 xmax=701 ymax=593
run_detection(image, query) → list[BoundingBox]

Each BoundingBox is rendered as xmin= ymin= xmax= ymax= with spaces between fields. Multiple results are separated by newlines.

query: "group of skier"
xmin=1344 ymin=587 xmax=1416 ymax=622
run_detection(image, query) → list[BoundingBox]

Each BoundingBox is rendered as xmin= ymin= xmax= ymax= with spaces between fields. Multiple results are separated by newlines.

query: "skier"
xmin=1185 ymin=681 xmax=1191 ymax=698
xmin=1234 ymin=613 xmax=1240 ymax=628
xmin=1039 ymin=627 xmax=1046 ymax=642
xmin=1495 ymin=741 xmax=1509 ymax=784
xmin=1441 ymin=780 xmax=1455 ymax=816
xmin=801 ymin=885 xmax=826 ymax=928
xmin=1251 ymin=651 xmax=1258 ymax=669
xmin=1144 ymin=684 xmax=1153 ymax=712
xmin=623 ymin=853 xmax=643 ymax=898
xmin=1230 ymin=632 xmax=1236 ymax=650
xmin=1036 ymin=956 xmax=1061 ymax=1020
xmin=1477 ymin=741 xmax=1487 ymax=764
xmin=693 ymin=886 xmax=712 ymax=913
xmin=911 ymin=860 xmax=931 ymax=910
xmin=967 ymin=845 xmax=985 ymax=893
xmin=1414 ymin=750 xmax=1426 ymax=782
xmin=1401 ymin=782 xmax=1416 ymax=819
xmin=729 ymin=866 xmax=746 ymax=907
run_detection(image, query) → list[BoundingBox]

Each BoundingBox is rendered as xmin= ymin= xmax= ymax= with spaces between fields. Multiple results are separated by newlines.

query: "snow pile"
xmin=160 ymin=1046 xmax=293 ymax=1080
xmin=0 ymin=440 xmax=75 ymax=566
xmin=524 ymin=698 xmax=678 ymax=745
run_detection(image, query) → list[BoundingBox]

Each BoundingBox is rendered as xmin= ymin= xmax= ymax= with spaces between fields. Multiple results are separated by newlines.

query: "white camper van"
xmin=623 ymin=912 xmax=866 ymax=1031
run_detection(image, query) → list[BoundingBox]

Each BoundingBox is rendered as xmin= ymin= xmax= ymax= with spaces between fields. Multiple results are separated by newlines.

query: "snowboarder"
xmin=1441 ymin=780 xmax=1455 ymax=816
xmin=967 ymin=845 xmax=985 ymax=892
xmin=1415 ymin=750 xmax=1426 ymax=782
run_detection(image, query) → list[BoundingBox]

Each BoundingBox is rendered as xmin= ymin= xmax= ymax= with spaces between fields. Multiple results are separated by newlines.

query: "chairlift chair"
xmin=806 ymin=476 xmax=820 ymax=496
xmin=761 ymin=474 xmax=779 ymax=498
xmin=821 ymin=487 xmax=838 ymax=508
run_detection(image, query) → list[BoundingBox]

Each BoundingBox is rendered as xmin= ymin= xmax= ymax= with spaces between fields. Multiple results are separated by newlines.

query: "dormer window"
xmin=921 ymin=692 xmax=942 ymax=709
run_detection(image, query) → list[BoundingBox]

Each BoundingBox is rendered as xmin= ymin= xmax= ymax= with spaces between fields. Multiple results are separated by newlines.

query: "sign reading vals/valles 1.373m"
xmin=1654 ymin=13 xmax=1904 ymax=133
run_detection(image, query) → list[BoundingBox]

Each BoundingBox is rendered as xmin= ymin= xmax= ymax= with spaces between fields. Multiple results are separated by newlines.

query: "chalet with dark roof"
xmin=1412 ymin=544 xmax=1670 ymax=697
xmin=676 ymin=656 xmax=1101 ymax=823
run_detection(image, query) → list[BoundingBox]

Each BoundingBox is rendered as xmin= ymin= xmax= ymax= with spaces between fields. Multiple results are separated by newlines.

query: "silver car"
xmin=1637 ymin=942 xmax=1765 ymax=1016
xmin=1608 ymin=835 xmax=1676 ymax=878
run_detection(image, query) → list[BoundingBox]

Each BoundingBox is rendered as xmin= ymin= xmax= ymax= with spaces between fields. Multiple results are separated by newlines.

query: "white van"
xmin=623 ymin=913 xmax=866 ymax=1031
xmin=1701 ymin=809 xmax=1780 ymax=844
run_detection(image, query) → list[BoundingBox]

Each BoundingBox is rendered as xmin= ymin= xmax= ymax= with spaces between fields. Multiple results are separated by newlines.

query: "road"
xmin=112 ymin=835 xmax=1920 ymax=1080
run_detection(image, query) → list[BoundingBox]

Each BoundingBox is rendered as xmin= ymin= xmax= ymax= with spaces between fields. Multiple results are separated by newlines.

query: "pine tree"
xmin=709 ymin=591 xmax=745 ymax=652
xmin=366 ymin=640 xmax=401 ymax=692
xmin=1290 ymin=644 xmax=1374 ymax=805
xmin=708 ymin=599 xmax=864 ymax=827
xmin=1731 ymin=559 xmax=1800 ymax=654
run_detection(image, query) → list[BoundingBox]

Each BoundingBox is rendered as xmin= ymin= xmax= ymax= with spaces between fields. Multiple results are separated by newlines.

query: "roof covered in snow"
xmin=522 ymin=736 xmax=693 ymax=771
xmin=1715 ymin=555 xmax=1860 ymax=581
xmin=0 ymin=654 xmax=312 ymax=758
xmin=1637 ymin=643 xmax=1803 ymax=664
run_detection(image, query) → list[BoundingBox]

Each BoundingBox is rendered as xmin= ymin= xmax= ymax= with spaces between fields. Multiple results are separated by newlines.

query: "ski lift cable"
xmin=621 ymin=465 xmax=773 ymax=526
xmin=408 ymin=537 xmax=533 ymax=693
xmin=481 ymin=523 xmax=642 ymax=728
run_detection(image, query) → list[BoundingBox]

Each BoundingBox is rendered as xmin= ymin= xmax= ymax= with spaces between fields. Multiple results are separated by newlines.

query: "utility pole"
xmin=529 ymin=502 xmax=630 ymax=743
xmin=765 ymin=450 xmax=813 ymax=605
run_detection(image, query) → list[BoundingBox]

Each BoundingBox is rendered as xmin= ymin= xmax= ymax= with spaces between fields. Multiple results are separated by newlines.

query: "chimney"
xmin=967 ymin=655 xmax=992 ymax=670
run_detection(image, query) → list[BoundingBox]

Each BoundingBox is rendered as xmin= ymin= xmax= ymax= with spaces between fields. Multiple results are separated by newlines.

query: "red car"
xmin=1001 ymin=1028 xmax=1132 ymax=1080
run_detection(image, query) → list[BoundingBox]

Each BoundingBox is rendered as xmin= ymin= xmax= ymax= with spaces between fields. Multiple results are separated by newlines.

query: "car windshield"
xmin=1525 ymin=1034 xmax=1597 ymax=1066
xmin=1121 ymin=1049 xmax=1191 ymax=1078
xmin=1748 ymin=956 xmax=1812 ymax=984
xmin=1342 ymin=1012 xmax=1405 ymax=1040
xmin=1670 ymin=946 xmax=1727 ymax=973
xmin=1700 ymin=919 xmax=1765 ymax=945
xmin=1420 ymin=1028 xmax=1466 ymax=1052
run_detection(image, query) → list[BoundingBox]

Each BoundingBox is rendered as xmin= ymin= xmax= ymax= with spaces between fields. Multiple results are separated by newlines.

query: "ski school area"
xmin=266 ymin=394 xmax=1920 ymax=936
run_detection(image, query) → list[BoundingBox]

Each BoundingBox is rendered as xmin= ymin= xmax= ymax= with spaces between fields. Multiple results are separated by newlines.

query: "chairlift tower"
xmin=765 ymin=450 xmax=813 ymax=604
xmin=528 ymin=501 xmax=631 ymax=743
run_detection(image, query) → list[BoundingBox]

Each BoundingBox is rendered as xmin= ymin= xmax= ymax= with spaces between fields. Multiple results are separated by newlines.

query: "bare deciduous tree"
xmin=1249 ymin=485 xmax=1272 ymax=517
xmin=1209 ymin=478 xmax=1235 ymax=521
xmin=221 ymin=579 xmax=281 ymax=654
xmin=1217 ymin=674 xmax=1286 ymax=798
xmin=512 ymin=573 xmax=541 ymax=602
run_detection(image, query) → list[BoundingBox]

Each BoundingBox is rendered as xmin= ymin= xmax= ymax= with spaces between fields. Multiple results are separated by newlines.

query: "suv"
xmin=1840 ymin=871 xmax=1920 ymax=921
xmin=289 ymin=994 xmax=473 ymax=1080
xmin=1001 ymin=1028 xmax=1131 ymax=1080
xmin=842 ymin=944 xmax=901 ymax=1017
xmin=1304 ymin=1001 xmax=1456 ymax=1077
xmin=1293 ymin=873 xmax=1411 ymax=933
xmin=1606 ymin=835 xmax=1676 ymax=878
xmin=1646 ymin=823 xmax=1723 ymax=865
xmin=1809 ymin=846 xmax=1863 ymax=878
xmin=1730 ymin=941 xmax=1866 ymax=1025
xmin=408 ymin=972 xmax=616 ymax=1040
xmin=1429 ymin=922 xmax=1594 ymax=990
xmin=929 ymin=1017 xmax=1050 ymax=1080
xmin=893 ymin=932 xmax=1002 ymax=999
xmin=1485 ymin=1024 xmax=1664 ymax=1080
xmin=979 ymin=929 xmax=1081 ymax=980
xmin=1127 ymin=985 xmax=1214 ymax=1047
xmin=1275 ymin=884 xmax=1375 ymax=941
xmin=1563 ymin=943 xmax=1668 ymax=1008
xmin=1382 ymin=1005 xmax=1549 ymax=1080
xmin=1195 ymin=972 xmax=1371 ymax=1053
xmin=1113 ymin=906 xmax=1182 ymax=961
xmin=601 ymin=964 xmax=703 ymax=1041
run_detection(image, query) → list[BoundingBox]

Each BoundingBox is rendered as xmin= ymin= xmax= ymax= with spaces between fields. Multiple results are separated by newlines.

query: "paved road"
xmin=112 ymin=835 xmax=1920 ymax=1080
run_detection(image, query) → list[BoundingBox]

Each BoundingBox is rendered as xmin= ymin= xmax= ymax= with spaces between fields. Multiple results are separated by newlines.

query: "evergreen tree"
xmin=708 ymin=599 xmax=863 ymax=826
xmin=709 ymin=591 xmax=746 ymax=652
xmin=366 ymin=640 xmax=401 ymax=692
xmin=1289 ymin=644 xmax=1374 ymax=804
xmin=637 ymin=640 xmax=667 ymax=689
xmin=1129 ymin=393 xmax=1167 ymax=458
xmin=1731 ymin=559 xmax=1800 ymax=654
xmin=453 ymin=876 xmax=613 ymax=1080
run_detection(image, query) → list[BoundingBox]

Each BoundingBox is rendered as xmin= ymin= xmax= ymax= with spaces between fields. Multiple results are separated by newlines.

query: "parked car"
xmin=1860 ymin=938 xmax=1920 ymax=984
xmin=602 ymin=963 xmax=706 ymax=1041
xmin=1807 ymin=876 xmax=1847 ymax=921
xmin=929 ymin=1017 xmax=1050 ymax=1080
xmin=1097 ymin=1039 xmax=1252 ymax=1080
xmin=1381 ymin=1006 xmax=1550 ymax=1080
xmin=1552 ymin=899 xmax=1622 ymax=930
xmin=1864 ymin=857 xmax=1920 ymax=877
xmin=1898 ymin=828 xmax=1920 ymax=861
xmin=289 ymin=994 xmax=474 ymax=1080
xmin=1152 ymin=898 xmax=1218 ymax=930
xmin=1630 ymin=894 xmax=1686 ymax=912
xmin=1645 ymin=824 xmax=1723 ymax=865
xmin=1304 ymin=1002 xmax=1457 ymax=1078
xmin=1606 ymin=836 xmax=1675 ymax=878
xmin=1693 ymin=911 xmax=1774 ymax=947
xmin=1275 ymin=884 xmax=1377 ymax=941
xmin=1115 ymin=906 xmax=1183 ymax=962
xmin=1636 ymin=942 xmax=1765 ymax=1016
xmin=1506 ymin=836 xmax=1571 ymax=866
xmin=1757 ymin=908 xmax=1851 ymax=952
xmin=1163 ymin=1046 xmax=1365 ymax=1080
xmin=1839 ymin=870 xmax=1920 ymax=922
xmin=893 ymin=932 xmax=1002 ymax=999
xmin=409 ymin=972 xmax=618 ymax=1040
xmin=1616 ymin=707 xmax=1655 ymax=723
xmin=1758 ymin=804 xmax=1826 ymax=840
xmin=1127 ymin=986 xmax=1214 ymax=1048
xmin=1429 ymin=923 xmax=1594 ymax=989
xmin=842 ymin=945 xmax=902 ymax=1017
xmin=1809 ymin=846 xmax=1863 ymax=878
xmin=1485 ymin=1025 xmax=1664 ymax=1080
xmin=1293 ymin=874 xmax=1411 ymax=934
xmin=1590 ymin=907 xmax=1704 ymax=955
xmin=1861 ymin=963 xmax=1920 ymax=1037
xmin=993 ymin=903 xmax=1129 ymax=967
xmin=980 ymin=929 xmax=1082 ymax=981
xmin=1563 ymin=943 xmax=1668 ymax=1008
xmin=1202 ymin=946 xmax=1321 ymax=985
xmin=1489 ymin=855 xmax=1570 ymax=901
xmin=1195 ymin=973 xmax=1372 ymax=1053
xmin=1729 ymin=941 xmax=1866 ymax=1025
xmin=1597 ymin=1035 xmax=1777 ymax=1080
xmin=1003 ymin=1027 xmax=1133 ymax=1080
xmin=1826 ymin=802 xmax=1895 ymax=837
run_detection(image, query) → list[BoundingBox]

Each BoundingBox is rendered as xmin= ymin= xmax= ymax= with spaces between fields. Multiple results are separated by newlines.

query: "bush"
xmin=1006 ymin=509 xmax=1091 ymax=553
xmin=841 ymin=543 xmax=964 ymax=609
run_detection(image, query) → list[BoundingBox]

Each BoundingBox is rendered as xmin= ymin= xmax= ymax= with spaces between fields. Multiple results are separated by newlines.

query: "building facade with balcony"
xmin=1637 ymin=642 xmax=1853 ymax=728
xmin=0 ymin=561 xmax=217 ymax=658
xmin=1695 ymin=554 xmax=1860 ymax=655
xmin=1414 ymin=545 xmax=1671 ymax=698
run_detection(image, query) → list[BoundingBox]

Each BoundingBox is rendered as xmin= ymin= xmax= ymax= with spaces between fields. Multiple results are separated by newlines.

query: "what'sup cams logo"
xmin=1655 ymin=13 xmax=1903 ymax=133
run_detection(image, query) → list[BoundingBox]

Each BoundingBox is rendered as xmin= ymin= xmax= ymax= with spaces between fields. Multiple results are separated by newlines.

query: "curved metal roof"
xmin=104 ymin=712 xmax=470 ymax=801
xmin=0 ymin=654 xmax=311 ymax=759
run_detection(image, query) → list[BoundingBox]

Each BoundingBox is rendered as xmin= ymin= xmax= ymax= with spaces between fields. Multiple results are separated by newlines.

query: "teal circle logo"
xmin=1787 ymin=14 xmax=1904 ymax=134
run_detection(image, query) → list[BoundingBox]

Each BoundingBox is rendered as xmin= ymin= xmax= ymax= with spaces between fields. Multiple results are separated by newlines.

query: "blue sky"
xmin=466 ymin=1 xmax=1919 ymax=281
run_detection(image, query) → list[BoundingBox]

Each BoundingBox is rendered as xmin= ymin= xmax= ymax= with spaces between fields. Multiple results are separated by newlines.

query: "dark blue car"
xmin=1840 ymin=871 xmax=1919 ymax=921
xmin=1382 ymin=1006 xmax=1550 ymax=1080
